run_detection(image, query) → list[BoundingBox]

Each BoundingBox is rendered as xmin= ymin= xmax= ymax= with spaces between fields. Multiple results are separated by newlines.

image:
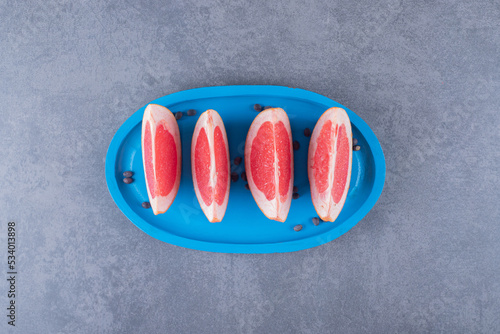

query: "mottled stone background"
xmin=1 ymin=0 xmax=499 ymax=333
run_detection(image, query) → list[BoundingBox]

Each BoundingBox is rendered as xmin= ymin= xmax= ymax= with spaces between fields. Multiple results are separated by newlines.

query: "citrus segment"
xmin=313 ymin=120 xmax=333 ymax=194
xmin=214 ymin=126 xmax=229 ymax=206
xmin=143 ymin=121 xmax=155 ymax=198
xmin=275 ymin=121 xmax=291 ymax=202
xmin=245 ymin=108 xmax=293 ymax=222
xmin=155 ymin=123 xmax=178 ymax=197
xmin=141 ymin=104 xmax=182 ymax=215
xmin=194 ymin=127 xmax=213 ymax=206
xmin=191 ymin=110 xmax=230 ymax=222
xmin=332 ymin=124 xmax=350 ymax=204
xmin=250 ymin=121 xmax=276 ymax=201
xmin=308 ymin=107 xmax=352 ymax=222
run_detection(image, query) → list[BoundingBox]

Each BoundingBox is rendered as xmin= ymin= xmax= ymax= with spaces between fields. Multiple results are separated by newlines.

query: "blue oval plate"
xmin=105 ymin=86 xmax=385 ymax=253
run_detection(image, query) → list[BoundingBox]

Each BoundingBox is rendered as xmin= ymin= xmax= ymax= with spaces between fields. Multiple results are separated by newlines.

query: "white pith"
xmin=245 ymin=108 xmax=293 ymax=222
xmin=308 ymin=107 xmax=352 ymax=222
xmin=141 ymin=104 xmax=182 ymax=215
xmin=191 ymin=109 xmax=230 ymax=222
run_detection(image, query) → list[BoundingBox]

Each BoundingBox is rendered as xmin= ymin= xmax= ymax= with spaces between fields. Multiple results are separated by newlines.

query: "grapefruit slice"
xmin=308 ymin=107 xmax=352 ymax=222
xmin=191 ymin=110 xmax=230 ymax=222
xmin=245 ymin=108 xmax=293 ymax=222
xmin=141 ymin=104 xmax=182 ymax=215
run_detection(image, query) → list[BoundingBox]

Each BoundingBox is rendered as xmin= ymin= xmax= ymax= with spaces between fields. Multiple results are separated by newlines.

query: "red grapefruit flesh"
xmin=245 ymin=108 xmax=293 ymax=222
xmin=191 ymin=109 xmax=230 ymax=222
xmin=308 ymin=107 xmax=352 ymax=222
xmin=141 ymin=104 xmax=182 ymax=215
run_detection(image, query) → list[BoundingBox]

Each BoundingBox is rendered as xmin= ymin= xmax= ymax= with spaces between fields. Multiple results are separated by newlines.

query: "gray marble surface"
xmin=1 ymin=0 xmax=499 ymax=333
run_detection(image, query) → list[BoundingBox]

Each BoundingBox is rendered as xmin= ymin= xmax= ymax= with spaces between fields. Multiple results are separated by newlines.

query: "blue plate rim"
xmin=105 ymin=85 xmax=386 ymax=253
